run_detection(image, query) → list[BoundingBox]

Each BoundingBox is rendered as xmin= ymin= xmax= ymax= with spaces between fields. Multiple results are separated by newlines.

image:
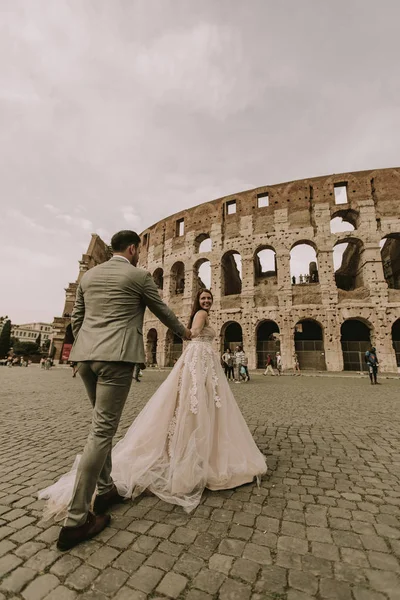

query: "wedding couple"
xmin=39 ymin=230 xmax=267 ymax=551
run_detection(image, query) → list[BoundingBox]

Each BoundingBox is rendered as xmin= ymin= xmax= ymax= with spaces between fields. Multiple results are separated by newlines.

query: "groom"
xmin=57 ymin=230 xmax=191 ymax=551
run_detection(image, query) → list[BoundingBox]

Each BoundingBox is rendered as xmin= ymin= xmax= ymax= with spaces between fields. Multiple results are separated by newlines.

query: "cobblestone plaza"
xmin=1 ymin=367 xmax=400 ymax=599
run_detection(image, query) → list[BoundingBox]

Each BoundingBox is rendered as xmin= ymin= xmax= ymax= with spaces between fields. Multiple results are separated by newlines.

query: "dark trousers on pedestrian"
xmin=368 ymin=365 xmax=378 ymax=384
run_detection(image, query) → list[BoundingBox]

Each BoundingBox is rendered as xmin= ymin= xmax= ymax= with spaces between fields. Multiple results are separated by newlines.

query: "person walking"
xmin=222 ymin=348 xmax=231 ymax=379
xmin=234 ymin=345 xmax=245 ymax=382
xmin=293 ymin=352 xmax=301 ymax=375
xmin=365 ymin=346 xmax=380 ymax=384
xmin=40 ymin=230 xmax=191 ymax=551
xmin=263 ymin=354 xmax=275 ymax=376
xmin=276 ymin=351 xmax=282 ymax=376
xmin=241 ymin=351 xmax=250 ymax=381
xmin=40 ymin=288 xmax=267 ymax=533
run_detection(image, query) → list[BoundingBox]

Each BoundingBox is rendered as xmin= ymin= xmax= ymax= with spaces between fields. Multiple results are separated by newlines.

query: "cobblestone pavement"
xmin=1 ymin=366 xmax=400 ymax=600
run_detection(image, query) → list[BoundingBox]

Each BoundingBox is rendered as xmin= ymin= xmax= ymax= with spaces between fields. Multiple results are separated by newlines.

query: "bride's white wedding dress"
xmin=39 ymin=324 xmax=267 ymax=518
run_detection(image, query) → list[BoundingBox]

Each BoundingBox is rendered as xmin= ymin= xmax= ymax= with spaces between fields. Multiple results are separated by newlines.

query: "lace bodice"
xmin=192 ymin=323 xmax=216 ymax=343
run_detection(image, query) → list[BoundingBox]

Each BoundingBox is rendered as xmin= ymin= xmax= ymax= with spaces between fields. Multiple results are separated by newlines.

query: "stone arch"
xmin=195 ymin=233 xmax=212 ymax=253
xmin=380 ymin=234 xmax=400 ymax=289
xmin=165 ymin=330 xmax=183 ymax=366
xmin=330 ymin=208 xmax=359 ymax=233
xmin=193 ymin=258 xmax=211 ymax=293
xmin=294 ymin=318 xmax=326 ymax=370
xmin=153 ymin=268 xmax=164 ymax=290
xmin=391 ymin=319 xmax=400 ymax=367
xmin=170 ymin=262 xmax=185 ymax=295
xmin=340 ymin=318 xmax=372 ymax=371
xmin=290 ymin=241 xmax=319 ymax=284
xmin=254 ymin=246 xmax=277 ymax=281
xmin=221 ymin=321 xmax=243 ymax=353
xmin=146 ymin=328 xmax=158 ymax=366
xmin=334 ymin=237 xmax=364 ymax=291
xmin=221 ymin=251 xmax=242 ymax=296
xmin=256 ymin=320 xmax=280 ymax=369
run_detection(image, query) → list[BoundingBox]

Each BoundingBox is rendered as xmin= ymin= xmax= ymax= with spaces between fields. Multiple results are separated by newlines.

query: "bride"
xmin=40 ymin=289 xmax=267 ymax=518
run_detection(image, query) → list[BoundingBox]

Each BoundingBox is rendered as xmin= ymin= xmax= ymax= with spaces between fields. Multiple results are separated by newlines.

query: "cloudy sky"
xmin=1 ymin=1 xmax=399 ymax=324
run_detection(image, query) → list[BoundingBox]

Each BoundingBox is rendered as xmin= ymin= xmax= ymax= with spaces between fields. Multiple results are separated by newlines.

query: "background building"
xmin=11 ymin=322 xmax=53 ymax=344
xmin=55 ymin=167 xmax=400 ymax=372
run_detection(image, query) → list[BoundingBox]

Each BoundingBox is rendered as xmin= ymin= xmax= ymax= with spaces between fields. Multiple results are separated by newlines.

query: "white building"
xmin=11 ymin=322 xmax=53 ymax=345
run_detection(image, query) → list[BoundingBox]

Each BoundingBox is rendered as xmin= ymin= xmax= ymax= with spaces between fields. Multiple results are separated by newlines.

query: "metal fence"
xmin=294 ymin=340 xmax=326 ymax=371
xmin=341 ymin=341 xmax=370 ymax=371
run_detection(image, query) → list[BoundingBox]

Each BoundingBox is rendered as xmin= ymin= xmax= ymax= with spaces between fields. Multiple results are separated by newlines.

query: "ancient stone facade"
xmin=55 ymin=168 xmax=400 ymax=372
xmin=140 ymin=167 xmax=400 ymax=372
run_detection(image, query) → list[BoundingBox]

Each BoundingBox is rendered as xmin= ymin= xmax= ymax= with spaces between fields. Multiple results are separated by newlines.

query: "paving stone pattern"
xmin=1 ymin=366 xmax=400 ymax=599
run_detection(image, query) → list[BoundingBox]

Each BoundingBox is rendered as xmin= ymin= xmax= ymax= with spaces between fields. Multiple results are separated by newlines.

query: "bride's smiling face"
xmin=199 ymin=292 xmax=213 ymax=312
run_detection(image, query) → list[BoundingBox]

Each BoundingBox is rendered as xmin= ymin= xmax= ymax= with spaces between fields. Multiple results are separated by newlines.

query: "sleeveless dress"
xmin=39 ymin=323 xmax=267 ymax=517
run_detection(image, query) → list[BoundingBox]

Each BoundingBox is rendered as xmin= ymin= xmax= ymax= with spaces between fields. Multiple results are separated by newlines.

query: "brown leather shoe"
xmin=57 ymin=512 xmax=110 ymax=551
xmin=93 ymin=484 xmax=126 ymax=515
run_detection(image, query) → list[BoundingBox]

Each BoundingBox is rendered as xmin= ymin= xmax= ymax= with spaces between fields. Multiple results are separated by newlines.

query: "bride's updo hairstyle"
xmin=188 ymin=288 xmax=213 ymax=328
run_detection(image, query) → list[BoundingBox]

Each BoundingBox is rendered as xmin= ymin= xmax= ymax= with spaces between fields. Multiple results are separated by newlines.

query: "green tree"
xmin=36 ymin=333 xmax=42 ymax=347
xmin=42 ymin=339 xmax=50 ymax=351
xmin=12 ymin=341 xmax=40 ymax=357
xmin=0 ymin=318 xmax=11 ymax=358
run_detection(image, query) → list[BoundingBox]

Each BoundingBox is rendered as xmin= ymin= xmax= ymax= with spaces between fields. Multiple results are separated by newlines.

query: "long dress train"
xmin=39 ymin=325 xmax=267 ymax=518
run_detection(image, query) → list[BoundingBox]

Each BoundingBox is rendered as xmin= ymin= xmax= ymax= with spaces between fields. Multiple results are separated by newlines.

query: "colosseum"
xmin=52 ymin=167 xmax=400 ymax=373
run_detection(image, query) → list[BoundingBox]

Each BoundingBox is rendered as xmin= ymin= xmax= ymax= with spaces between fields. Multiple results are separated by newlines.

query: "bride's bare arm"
xmin=191 ymin=310 xmax=207 ymax=338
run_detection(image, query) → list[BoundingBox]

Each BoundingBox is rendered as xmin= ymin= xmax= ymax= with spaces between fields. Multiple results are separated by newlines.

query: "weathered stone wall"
xmin=138 ymin=168 xmax=400 ymax=372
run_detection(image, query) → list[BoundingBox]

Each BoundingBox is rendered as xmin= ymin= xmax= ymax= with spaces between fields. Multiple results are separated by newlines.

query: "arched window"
xmin=381 ymin=234 xmax=400 ymax=289
xmin=294 ymin=319 xmax=326 ymax=370
xmin=195 ymin=234 xmax=212 ymax=253
xmin=221 ymin=251 xmax=242 ymax=295
xmin=170 ymin=262 xmax=185 ymax=295
xmin=256 ymin=320 xmax=280 ymax=369
xmin=392 ymin=319 xmax=400 ymax=367
xmin=341 ymin=318 xmax=371 ymax=371
xmin=254 ymin=247 xmax=277 ymax=282
xmin=334 ymin=238 xmax=364 ymax=291
xmin=221 ymin=322 xmax=243 ymax=353
xmin=290 ymin=242 xmax=319 ymax=284
xmin=330 ymin=209 xmax=358 ymax=233
xmin=153 ymin=268 xmax=164 ymax=290
xmin=193 ymin=259 xmax=211 ymax=292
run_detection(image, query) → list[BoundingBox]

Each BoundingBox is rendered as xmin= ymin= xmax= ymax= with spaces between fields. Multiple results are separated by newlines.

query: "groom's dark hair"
xmin=111 ymin=230 xmax=141 ymax=252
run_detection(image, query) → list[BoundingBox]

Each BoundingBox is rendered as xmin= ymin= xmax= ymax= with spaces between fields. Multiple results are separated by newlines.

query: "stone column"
xmin=323 ymin=309 xmax=343 ymax=371
xmin=281 ymin=315 xmax=295 ymax=372
xmin=276 ymin=251 xmax=292 ymax=309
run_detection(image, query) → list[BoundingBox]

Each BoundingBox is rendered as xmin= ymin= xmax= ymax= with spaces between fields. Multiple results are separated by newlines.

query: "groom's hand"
xmin=183 ymin=328 xmax=192 ymax=340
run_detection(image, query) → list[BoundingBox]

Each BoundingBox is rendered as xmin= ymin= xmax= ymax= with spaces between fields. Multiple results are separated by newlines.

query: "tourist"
xmin=240 ymin=351 xmax=250 ymax=381
xmin=365 ymin=346 xmax=380 ymax=385
xmin=263 ymin=354 xmax=275 ymax=376
xmin=40 ymin=357 xmax=46 ymax=369
xmin=234 ymin=345 xmax=245 ymax=383
xmin=39 ymin=252 xmax=266 ymax=549
xmin=221 ymin=348 xmax=231 ymax=379
xmin=294 ymin=352 xmax=301 ymax=375
xmin=276 ymin=351 xmax=282 ymax=375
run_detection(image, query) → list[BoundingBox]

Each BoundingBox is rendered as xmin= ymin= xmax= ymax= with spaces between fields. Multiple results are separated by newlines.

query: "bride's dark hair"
xmin=188 ymin=288 xmax=213 ymax=328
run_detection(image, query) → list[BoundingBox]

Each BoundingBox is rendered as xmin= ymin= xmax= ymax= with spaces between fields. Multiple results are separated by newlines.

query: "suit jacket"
xmin=69 ymin=256 xmax=186 ymax=363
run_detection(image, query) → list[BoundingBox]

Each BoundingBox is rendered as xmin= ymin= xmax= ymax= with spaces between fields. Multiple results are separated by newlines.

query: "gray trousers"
xmin=65 ymin=361 xmax=134 ymax=527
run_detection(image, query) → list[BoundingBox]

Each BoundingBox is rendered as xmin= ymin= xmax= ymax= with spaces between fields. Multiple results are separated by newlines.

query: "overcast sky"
xmin=1 ymin=0 xmax=400 ymax=324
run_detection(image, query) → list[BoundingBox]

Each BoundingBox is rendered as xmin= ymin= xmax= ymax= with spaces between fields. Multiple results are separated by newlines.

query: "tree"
xmin=42 ymin=339 xmax=51 ymax=351
xmin=36 ymin=333 xmax=42 ymax=347
xmin=0 ymin=318 xmax=11 ymax=358
xmin=12 ymin=341 xmax=40 ymax=357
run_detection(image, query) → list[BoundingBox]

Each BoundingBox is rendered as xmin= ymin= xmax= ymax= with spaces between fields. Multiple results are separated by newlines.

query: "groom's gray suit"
xmin=65 ymin=255 xmax=186 ymax=527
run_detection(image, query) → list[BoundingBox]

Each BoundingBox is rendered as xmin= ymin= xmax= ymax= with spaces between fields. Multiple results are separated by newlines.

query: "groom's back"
xmin=81 ymin=259 xmax=146 ymax=325
xmin=70 ymin=257 xmax=149 ymax=363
